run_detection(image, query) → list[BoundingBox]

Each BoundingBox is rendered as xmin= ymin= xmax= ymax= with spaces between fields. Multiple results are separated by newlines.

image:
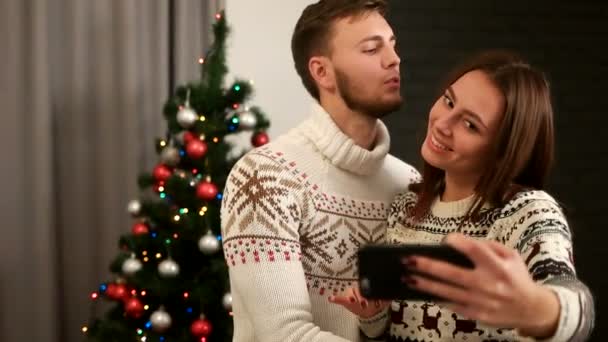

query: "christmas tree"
xmin=83 ymin=11 xmax=269 ymax=342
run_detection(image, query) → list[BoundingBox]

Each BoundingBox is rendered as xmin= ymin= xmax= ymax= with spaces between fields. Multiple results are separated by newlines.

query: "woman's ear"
xmin=309 ymin=56 xmax=335 ymax=92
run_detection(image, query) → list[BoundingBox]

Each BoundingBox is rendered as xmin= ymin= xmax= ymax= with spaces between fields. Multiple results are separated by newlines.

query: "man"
xmin=221 ymin=1 xmax=419 ymax=340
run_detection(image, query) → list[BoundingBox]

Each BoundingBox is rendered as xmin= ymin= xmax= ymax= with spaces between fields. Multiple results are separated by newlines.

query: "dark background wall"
xmin=385 ymin=1 xmax=607 ymax=340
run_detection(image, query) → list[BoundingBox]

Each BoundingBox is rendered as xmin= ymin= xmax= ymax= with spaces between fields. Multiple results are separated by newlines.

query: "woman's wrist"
xmin=519 ymin=285 xmax=560 ymax=338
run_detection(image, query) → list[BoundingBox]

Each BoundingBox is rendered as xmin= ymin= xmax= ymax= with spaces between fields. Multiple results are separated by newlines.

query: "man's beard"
xmin=335 ymin=68 xmax=403 ymax=119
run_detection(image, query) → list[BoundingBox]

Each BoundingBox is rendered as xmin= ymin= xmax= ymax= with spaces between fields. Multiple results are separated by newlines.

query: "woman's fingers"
xmin=403 ymin=274 xmax=483 ymax=307
xmin=444 ymin=234 xmax=510 ymax=277
xmin=403 ymin=255 xmax=475 ymax=289
xmin=353 ymin=286 xmax=369 ymax=308
xmin=328 ymin=294 xmax=356 ymax=306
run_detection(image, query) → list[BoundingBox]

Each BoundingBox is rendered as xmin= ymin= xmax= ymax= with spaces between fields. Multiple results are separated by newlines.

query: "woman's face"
xmin=421 ymin=70 xmax=506 ymax=183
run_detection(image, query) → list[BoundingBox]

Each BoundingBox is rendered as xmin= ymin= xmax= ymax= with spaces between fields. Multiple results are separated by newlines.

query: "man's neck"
xmin=320 ymin=97 xmax=377 ymax=150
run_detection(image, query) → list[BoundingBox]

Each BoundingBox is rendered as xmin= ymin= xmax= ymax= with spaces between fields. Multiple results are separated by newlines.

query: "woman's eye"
xmin=464 ymin=120 xmax=477 ymax=131
xmin=443 ymin=94 xmax=454 ymax=108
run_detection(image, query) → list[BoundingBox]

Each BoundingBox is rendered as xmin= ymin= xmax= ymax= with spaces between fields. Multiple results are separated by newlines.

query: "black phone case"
xmin=358 ymin=244 xmax=474 ymax=300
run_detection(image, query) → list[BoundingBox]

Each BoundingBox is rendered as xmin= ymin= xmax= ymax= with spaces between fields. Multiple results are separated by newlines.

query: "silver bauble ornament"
xmin=176 ymin=106 xmax=198 ymax=128
xmin=238 ymin=110 xmax=257 ymax=130
xmin=122 ymin=255 xmax=143 ymax=275
xmin=150 ymin=307 xmax=172 ymax=332
xmin=198 ymin=231 xmax=220 ymax=255
xmin=160 ymin=146 xmax=180 ymax=167
xmin=158 ymin=259 xmax=180 ymax=277
xmin=127 ymin=199 xmax=142 ymax=216
xmin=174 ymin=131 xmax=186 ymax=144
xmin=222 ymin=292 xmax=232 ymax=310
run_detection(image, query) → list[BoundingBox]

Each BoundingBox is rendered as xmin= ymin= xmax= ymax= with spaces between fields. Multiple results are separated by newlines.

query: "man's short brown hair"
xmin=291 ymin=0 xmax=388 ymax=101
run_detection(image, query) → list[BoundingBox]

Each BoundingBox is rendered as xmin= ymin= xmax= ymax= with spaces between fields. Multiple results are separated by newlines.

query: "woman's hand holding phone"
xmin=405 ymin=233 xmax=560 ymax=338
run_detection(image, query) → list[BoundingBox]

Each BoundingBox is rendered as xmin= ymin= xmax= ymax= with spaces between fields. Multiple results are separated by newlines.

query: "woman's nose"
xmin=434 ymin=115 xmax=453 ymax=137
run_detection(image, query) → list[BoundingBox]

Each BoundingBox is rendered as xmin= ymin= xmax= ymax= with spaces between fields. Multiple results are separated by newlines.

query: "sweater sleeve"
xmin=358 ymin=307 xmax=390 ymax=339
xmin=503 ymin=195 xmax=595 ymax=342
xmin=359 ymin=192 xmax=414 ymax=339
xmin=221 ymin=152 xmax=351 ymax=342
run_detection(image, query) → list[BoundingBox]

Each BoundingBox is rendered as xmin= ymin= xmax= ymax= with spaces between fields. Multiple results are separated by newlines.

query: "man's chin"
xmin=369 ymin=99 xmax=403 ymax=118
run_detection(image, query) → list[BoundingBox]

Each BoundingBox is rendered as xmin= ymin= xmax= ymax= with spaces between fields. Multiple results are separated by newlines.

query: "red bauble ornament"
xmin=186 ymin=140 xmax=208 ymax=159
xmin=183 ymin=131 xmax=196 ymax=144
xmin=106 ymin=283 xmax=129 ymax=301
xmin=196 ymin=181 xmax=218 ymax=201
xmin=251 ymin=132 xmax=269 ymax=147
xmin=124 ymin=297 xmax=145 ymax=318
xmin=190 ymin=318 xmax=213 ymax=337
xmin=131 ymin=222 xmax=149 ymax=235
xmin=153 ymin=164 xmax=172 ymax=182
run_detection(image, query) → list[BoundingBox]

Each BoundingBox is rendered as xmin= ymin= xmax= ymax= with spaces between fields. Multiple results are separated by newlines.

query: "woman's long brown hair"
xmin=411 ymin=50 xmax=555 ymax=222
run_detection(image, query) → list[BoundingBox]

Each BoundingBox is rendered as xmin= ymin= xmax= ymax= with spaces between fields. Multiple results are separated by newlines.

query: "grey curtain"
xmin=0 ymin=1 xmax=224 ymax=341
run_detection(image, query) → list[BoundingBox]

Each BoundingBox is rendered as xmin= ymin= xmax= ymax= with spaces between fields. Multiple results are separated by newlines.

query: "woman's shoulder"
xmin=504 ymin=189 xmax=561 ymax=209
xmin=497 ymin=189 xmax=565 ymax=221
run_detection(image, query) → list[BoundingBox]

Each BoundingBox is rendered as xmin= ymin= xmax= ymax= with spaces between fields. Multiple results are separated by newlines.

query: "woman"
xmin=329 ymin=50 xmax=594 ymax=341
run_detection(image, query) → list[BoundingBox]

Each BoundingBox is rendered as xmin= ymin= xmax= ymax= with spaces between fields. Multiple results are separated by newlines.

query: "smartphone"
xmin=357 ymin=244 xmax=474 ymax=301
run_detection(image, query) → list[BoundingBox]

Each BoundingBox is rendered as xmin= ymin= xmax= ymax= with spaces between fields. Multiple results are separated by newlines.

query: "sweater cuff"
xmin=535 ymin=286 xmax=580 ymax=342
xmin=359 ymin=308 xmax=389 ymax=339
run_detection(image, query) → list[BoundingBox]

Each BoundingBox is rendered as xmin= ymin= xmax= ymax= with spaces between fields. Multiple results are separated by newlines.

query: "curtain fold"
xmin=0 ymin=1 xmax=221 ymax=341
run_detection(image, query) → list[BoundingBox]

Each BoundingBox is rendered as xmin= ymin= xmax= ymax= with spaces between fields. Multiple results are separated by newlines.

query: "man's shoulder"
xmin=228 ymin=133 xmax=320 ymax=186
xmin=243 ymin=133 xmax=315 ymax=162
xmin=382 ymin=153 xmax=421 ymax=183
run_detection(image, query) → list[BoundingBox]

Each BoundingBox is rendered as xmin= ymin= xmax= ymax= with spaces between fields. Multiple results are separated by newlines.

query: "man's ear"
xmin=309 ymin=56 xmax=335 ymax=92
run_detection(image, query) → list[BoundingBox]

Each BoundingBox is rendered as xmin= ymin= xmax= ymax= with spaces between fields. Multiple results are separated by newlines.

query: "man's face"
xmin=328 ymin=12 xmax=402 ymax=118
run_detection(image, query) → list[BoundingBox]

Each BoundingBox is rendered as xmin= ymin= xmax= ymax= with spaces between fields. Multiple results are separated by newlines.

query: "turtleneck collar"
xmin=299 ymin=103 xmax=391 ymax=176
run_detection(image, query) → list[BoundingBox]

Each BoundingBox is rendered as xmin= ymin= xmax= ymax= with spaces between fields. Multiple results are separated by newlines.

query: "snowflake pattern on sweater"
xmin=221 ymin=104 xmax=420 ymax=342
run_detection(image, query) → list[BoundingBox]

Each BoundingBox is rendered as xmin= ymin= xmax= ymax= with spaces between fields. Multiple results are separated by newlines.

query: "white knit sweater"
xmin=221 ymin=104 xmax=420 ymax=342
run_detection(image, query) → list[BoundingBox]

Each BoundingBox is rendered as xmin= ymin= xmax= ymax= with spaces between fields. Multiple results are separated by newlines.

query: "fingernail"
xmin=349 ymin=297 xmax=356 ymax=303
xmin=402 ymin=276 xmax=417 ymax=286
xmin=402 ymin=257 xmax=417 ymax=268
